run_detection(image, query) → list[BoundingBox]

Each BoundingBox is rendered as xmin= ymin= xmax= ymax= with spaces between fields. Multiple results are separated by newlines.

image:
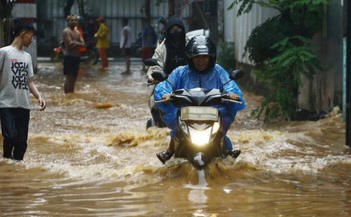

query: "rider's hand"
xmin=162 ymin=93 xmax=171 ymax=101
xmin=147 ymin=74 xmax=158 ymax=84
xmin=228 ymin=93 xmax=239 ymax=101
xmin=147 ymin=78 xmax=158 ymax=85
xmin=149 ymin=78 xmax=158 ymax=84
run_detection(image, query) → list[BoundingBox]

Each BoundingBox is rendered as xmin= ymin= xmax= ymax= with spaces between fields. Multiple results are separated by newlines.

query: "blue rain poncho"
xmin=154 ymin=64 xmax=246 ymax=137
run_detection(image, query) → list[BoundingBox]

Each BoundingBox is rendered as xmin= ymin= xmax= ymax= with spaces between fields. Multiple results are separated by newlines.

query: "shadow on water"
xmin=0 ymin=62 xmax=351 ymax=216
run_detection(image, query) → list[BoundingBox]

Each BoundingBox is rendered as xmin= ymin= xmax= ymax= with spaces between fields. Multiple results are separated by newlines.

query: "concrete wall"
xmin=298 ymin=2 xmax=344 ymax=113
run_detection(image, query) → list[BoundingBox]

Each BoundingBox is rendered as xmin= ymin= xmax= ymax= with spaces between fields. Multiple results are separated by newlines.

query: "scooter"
xmin=144 ymin=58 xmax=167 ymax=129
xmin=152 ymin=69 xmax=244 ymax=170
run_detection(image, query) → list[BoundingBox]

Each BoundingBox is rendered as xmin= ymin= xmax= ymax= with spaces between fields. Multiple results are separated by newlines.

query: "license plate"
xmin=180 ymin=106 xmax=218 ymax=121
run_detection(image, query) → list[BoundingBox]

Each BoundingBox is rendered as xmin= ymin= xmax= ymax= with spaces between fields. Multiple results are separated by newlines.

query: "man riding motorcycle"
xmin=154 ymin=36 xmax=246 ymax=164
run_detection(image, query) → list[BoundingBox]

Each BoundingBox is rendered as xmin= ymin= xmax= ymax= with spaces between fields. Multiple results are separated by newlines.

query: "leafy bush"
xmin=229 ymin=0 xmax=329 ymax=122
xmin=217 ymin=42 xmax=235 ymax=71
xmin=252 ymin=36 xmax=320 ymax=121
xmin=244 ymin=16 xmax=293 ymax=64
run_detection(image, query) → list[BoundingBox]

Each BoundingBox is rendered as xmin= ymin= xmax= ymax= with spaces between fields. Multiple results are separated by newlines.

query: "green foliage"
xmin=229 ymin=0 xmax=328 ymax=33
xmin=270 ymin=36 xmax=320 ymax=80
xmin=244 ymin=16 xmax=293 ymax=64
xmin=217 ymin=42 xmax=235 ymax=71
xmin=228 ymin=0 xmax=329 ymax=16
xmin=252 ymin=36 xmax=320 ymax=121
xmin=229 ymin=0 xmax=329 ymax=122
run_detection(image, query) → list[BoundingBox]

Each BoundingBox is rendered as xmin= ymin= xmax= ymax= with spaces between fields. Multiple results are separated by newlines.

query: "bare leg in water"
xmin=123 ymin=55 xmax=130 ymax=74
xmin=64 ymin=74 xmax=78 ymax=93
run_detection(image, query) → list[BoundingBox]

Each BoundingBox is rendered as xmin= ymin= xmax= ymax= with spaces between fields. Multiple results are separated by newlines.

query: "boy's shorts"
xmin=63 ymin=55 xmax=80 ymax=76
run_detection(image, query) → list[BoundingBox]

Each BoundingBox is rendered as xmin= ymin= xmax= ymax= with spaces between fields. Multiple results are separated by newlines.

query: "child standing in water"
xmin=0 ymin=20 xmax=46 ymax=160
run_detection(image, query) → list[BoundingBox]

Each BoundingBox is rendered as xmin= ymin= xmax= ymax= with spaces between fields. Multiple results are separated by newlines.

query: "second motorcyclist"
xmin=146 ymin=16 xmax=187 ymax=128
xmin=154 ymin=36 xmax=246 ymax=164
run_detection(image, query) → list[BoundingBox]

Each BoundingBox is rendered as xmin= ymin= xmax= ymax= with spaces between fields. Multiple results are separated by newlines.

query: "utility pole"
xmin=346 ymin=0 xmax=351 ymax=147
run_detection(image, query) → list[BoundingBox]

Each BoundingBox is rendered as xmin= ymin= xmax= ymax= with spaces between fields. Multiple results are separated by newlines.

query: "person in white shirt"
xmin=0 ymin=20 xmax=46 ymax=160
xmin=120 ymin=18 xmax=132 ymax=74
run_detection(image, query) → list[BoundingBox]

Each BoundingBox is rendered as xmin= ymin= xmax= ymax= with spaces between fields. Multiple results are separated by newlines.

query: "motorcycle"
xmin=144 ymin=58 xmax=167 ymax=129
xmin=152 ymin=69 xmax=244 ymax=170
xmin=51 ymin=39 xmax=99 ymax=65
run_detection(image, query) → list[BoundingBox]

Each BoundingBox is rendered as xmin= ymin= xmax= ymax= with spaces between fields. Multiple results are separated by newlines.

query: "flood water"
xmin=0 ymin=60 xmax=350 ymax=217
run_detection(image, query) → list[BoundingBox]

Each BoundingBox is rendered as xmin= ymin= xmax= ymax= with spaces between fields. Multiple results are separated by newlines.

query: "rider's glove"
xmin=228 ymin=93 xmax=239 ymax=100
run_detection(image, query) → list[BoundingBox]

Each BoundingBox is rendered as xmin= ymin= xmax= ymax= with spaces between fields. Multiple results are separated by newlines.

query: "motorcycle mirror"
xmin=143 ymin=58 xmax=159 ymax=67
xmin=229 ymin=69 xmax=244 ymax=80
xmin=151 ymin=71 xmax=175 ymax=88
xmin=151 ymin=71 xmax=168 ymax=81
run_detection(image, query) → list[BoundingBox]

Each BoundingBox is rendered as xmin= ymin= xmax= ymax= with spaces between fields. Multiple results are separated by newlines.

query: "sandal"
xmin=156 ymin=151 xmax=172 ymax=164
xmin=227 ymin=149 xmax=241 ymax=159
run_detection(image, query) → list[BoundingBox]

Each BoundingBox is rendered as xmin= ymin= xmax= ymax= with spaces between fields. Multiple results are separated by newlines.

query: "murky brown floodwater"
xmin=1 ymin=60 xmax=350 ymax=217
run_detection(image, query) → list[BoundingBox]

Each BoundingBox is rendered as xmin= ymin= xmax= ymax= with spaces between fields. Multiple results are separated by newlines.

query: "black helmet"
xmin=186 ymin=36 xmax=216 ymax=71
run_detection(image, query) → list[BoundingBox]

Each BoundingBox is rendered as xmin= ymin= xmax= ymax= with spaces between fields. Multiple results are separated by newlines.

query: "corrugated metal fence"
xmin=36 ymin=0 xmax=190 ymax=57
xmin=223 ymin=0 xmax=278 ymax=64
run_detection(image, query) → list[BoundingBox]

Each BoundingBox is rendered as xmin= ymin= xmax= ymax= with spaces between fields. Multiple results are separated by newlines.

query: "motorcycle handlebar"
xmin=146 ymin=80 xmax=154 ymax=86
xmin=221 ymin=98 xmax=243 ymax=104
xmin=221 ymin=93 xmax=242 ymax=104
xmin=146 ymin=79 xmax=161 ymax=86
xmin=155 ymin=98 xmax=171 ymax=103
xmin=155 ymin=93 xmax=242 ymax=104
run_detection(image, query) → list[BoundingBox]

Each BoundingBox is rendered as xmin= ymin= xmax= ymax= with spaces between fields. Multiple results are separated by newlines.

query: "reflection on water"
xmin=0 ymin=61 xmax=351 ymax=216
xmin=186 ymin=170 xmax=209 ymax=205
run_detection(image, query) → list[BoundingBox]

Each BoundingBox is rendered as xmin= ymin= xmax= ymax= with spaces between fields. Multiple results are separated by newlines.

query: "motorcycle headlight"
xmin=189 ymin=127 xmax=212 ymax=147
xmin=211 ymin=121 xmax=220 ymax=135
